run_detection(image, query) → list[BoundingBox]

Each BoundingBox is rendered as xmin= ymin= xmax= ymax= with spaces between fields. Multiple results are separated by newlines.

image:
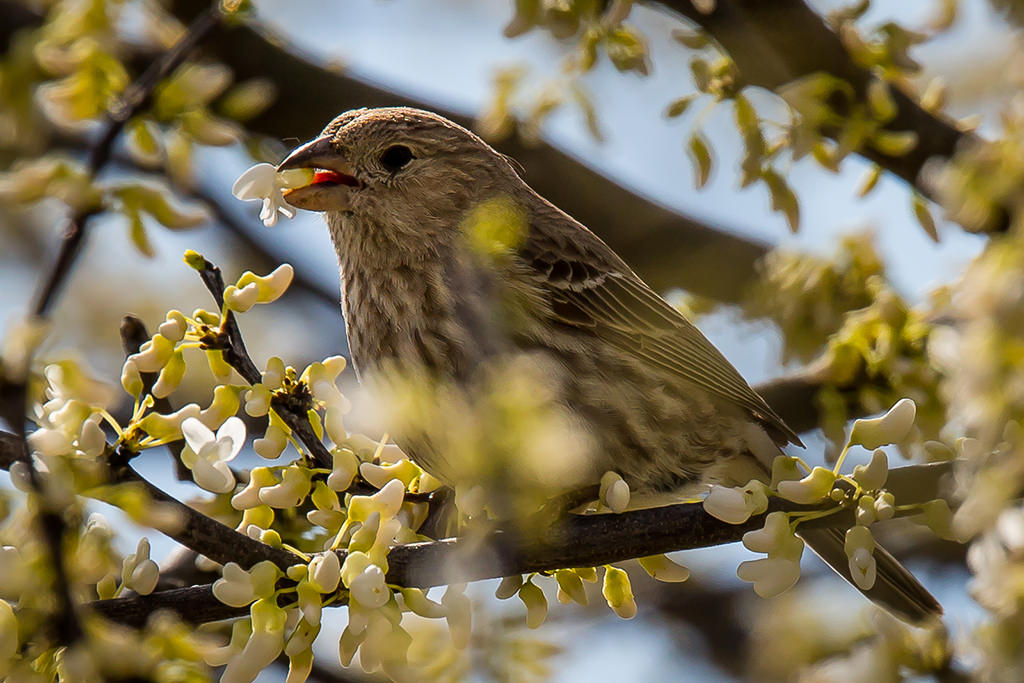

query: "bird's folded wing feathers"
xmin=522 ymin=225 xmax=802 ymax=447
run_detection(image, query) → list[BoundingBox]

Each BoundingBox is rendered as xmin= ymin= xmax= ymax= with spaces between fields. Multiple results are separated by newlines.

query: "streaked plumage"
xmin=278 ymin=107 xmax=941 ymax=622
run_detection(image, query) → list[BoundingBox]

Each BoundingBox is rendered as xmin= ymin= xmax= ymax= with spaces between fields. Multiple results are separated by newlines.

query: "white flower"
xmin=307 ymin=552 xmax=341 ymax=593
xmin=122 ymin=538 xmax=159 ymax=596
xmin=232 ymin=163 xmax=307 ymax=227
xmin=602 ymin=566 xmax=637 ymax=619
xmin=495 ymin=575 xmax=524 ymax=600
xmin=401 ymin=588 xmax=447 ymax=618
xmin=349 ymin=565 xmax=390 ymax=608
xmin=442 ymin=584 xmax=472 ymax=648
xmin=327 ymin=448 xmax=359 ymax=491
xmin=0 ymin=547 xmax=28 ymax=601
xmin=253 ymin=424 xmax=287 ymax=460
xmin=852 ymin=449 xmax=889 ymax=490
xmin=638 ymin=554 xmax=690 ymax=583
xmin=231 ymin=467 xmax=278 ymax=510
xmin=599 ymin=471 xmax=630 ymax=513
xmin=518 ymin=578 xmax=548 ymax=628
xmin=742 ymin=511 xmax=804 ymax=559
xmin=212 ymin=561 xmax=280 ymax=608
xmin=848 ymin=398 xmax=917 ymax=450
xmin=224 ymin=282 xmax=260 ymax=312
xmin=844 ymin=525 xmax=877 ymax=590
xmin=128 ymin=333 xmax=175 ymax=372
xmin=348 ymin=479 xmax=405 ymax=522
xmin=257 ymin=465 xmax=311 ymax=508
xmin=736 ymin=557 xmax=801 ymax=598
xmin=181 ymin=416 xmax=245 ymax=493
xmin=704 ymin=480 xmax=769 ymax=524
xmin=738 ymin=511 xmax=805 ymax=598
xmin=220 ymin=598 xmax=287 ymax=683
xmin=0 ymin=600 xmax=17 ymax=663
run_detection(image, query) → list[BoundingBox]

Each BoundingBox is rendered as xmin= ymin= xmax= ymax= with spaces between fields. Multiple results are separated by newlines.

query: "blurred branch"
xmin=84 ymin=460 xmax=956 ymax=627
xmin=753 ymin=362 xmax=835 ymax=435
xmin=660 ymin=0 xmax=986 ymax=223
xmin=31 ymin=6 xmax=223 ymax=315
xmin=0 ymin=0 xmax=37 ymax=52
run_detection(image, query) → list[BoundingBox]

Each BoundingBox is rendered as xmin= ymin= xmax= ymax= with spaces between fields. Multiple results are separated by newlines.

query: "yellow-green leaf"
xmin=912 ymin=194 xmax=939 ymax=242
xmin=687 ymin=133 xmax=713 ymax=189
xmin=665 ymin=94 xmax=697 ymax=118
xmin=856 ymin=164 xmax=882 ymax=197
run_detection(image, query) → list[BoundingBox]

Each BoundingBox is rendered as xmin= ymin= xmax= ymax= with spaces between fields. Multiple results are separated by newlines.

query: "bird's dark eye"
xmin=380 ymin=145 xmax=414 ymax=172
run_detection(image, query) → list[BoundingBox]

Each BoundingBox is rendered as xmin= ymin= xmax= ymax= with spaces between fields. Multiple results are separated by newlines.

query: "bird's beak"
xmin=276 ymin=136 xmax=360 ymax=211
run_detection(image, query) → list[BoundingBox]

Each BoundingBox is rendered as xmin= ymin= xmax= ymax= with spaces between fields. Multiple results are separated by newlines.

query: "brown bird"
xmin=277 ymin=106 xmax=941 ymax=622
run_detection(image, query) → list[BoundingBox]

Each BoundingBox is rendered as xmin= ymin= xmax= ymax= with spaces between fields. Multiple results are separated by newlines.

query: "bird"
xmin=275 ymin=106 xmax=941 ymax=622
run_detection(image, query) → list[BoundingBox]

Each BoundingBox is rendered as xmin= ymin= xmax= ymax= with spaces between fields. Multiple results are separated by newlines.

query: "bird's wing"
xmin=521 ymin=214 xmax=803 ymax=447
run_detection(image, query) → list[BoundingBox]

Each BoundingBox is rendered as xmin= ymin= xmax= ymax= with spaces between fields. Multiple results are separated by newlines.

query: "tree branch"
xmin=85 ymin=460 xmax=955 ymax=628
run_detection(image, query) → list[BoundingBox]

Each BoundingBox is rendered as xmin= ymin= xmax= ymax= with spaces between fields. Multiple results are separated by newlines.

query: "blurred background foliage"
xmin=4 ymin=0 xmax=1024 ymax=680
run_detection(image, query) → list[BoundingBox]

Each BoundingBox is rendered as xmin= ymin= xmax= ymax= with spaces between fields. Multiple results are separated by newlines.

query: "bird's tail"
xmin=798 ymin=527 xmax=942 ymax=623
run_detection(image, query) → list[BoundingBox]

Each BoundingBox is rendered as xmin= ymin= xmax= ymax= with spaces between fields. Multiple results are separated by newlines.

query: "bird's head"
xmin=277 ymin=107 xmax=522 ymax=241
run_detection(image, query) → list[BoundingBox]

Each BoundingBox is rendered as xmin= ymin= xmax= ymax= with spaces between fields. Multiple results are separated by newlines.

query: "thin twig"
xmin=193 ymin=255 xmax=333 ymax=468
xmin=31 ymin=6 xmax=223 ymax=316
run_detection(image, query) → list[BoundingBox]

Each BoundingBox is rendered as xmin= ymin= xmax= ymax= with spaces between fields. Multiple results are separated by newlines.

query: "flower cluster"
xmin=703 ymin=398 xmax=949 ymax=599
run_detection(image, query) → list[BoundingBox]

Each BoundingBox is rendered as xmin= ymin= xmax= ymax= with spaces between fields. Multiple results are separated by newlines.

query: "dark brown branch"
xmin=85 ymin=461 xmax=955 ymax=627
xmin=112 ymin=464 xmax=298 ymax=569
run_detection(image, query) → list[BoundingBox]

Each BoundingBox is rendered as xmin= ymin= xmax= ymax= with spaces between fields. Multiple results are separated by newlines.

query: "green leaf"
xmin=866 ymin=80 xmax=897 ymax=122
xmin=690 ymin=58 xmax=711 ymax=92
xmin=114 ymin=182 xmax=207 ymax=230
xmin=763 ymin=170 xmax=800 ymax=233
xmin=856 ymin=164 xmax=882 ymax=197
xmin=606 ymin=26 xmax=650 ymax=75
xmin=665 ymin=95 xmax=697 ymax=118
xmin=912 ymin=194 xmax=940 ymax=242
xmin=671 ymin=28 xmax=710 ymax=49
xmin=687 ymin=133 xmax=713 ymax=189
xmin=872 ymin=130 xmax=919 ymax=156
xmin=571 ymin=84 xmax=603 ymax=142
xmin=219 ymin=78 xmax=277 ymax=122
xmin=125 ymin=118 xmax=163 ymax=166
xmin=127 ymin=210 xmax=155 ymax=258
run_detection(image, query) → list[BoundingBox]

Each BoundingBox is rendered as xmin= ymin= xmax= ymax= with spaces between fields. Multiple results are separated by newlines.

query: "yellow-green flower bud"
xmin=776 ymin=467 xmax=836 ymax=504
xmin=518 ymin=578 xmax=548 ymax=628
xmin=602 ymin=566 xmax=637 ymax=619
xmin=555 ymin=569 xmax=588 ymax=605
xmin=638 ymin=554 xmax=690 ymax=583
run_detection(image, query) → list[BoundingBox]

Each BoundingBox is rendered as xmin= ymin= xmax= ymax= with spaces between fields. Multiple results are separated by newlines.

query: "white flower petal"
xmin=181 ymin=417 xmax=214 ymax=455
xmin=217 ymin=416 xmax=247 ymax=461
xmin=231 ymin=163 xmax=276 ymax=200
